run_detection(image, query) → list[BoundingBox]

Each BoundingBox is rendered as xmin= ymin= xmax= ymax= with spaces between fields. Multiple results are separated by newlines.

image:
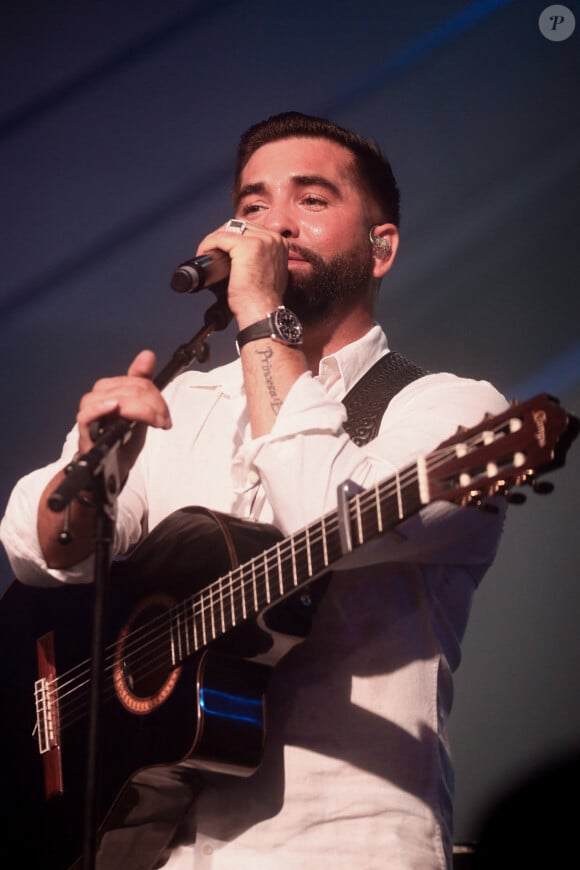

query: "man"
xmin=1 ymin=112 xmax=507 ymax=869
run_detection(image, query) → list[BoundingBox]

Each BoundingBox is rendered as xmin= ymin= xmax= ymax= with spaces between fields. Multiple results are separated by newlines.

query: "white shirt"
xmin=1 ymin=325 xmax=508 ymax=869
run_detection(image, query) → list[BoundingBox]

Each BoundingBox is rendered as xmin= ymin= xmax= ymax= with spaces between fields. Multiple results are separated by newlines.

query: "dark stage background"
xmin=1 ymin=0 xmax=578 ymax=845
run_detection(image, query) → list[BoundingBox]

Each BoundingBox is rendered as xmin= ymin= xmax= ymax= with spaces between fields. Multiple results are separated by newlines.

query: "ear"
xmin=369 ymin=223 xmax=399 ymax=280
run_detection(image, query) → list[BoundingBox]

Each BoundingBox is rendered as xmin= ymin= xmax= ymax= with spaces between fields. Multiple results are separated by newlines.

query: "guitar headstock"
xmin=428 ymin=394 xmax=579 ymax=506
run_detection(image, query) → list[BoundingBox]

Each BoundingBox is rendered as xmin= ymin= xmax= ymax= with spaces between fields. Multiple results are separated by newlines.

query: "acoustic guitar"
xmin=0 ymin=393 xmax=576 ymax=868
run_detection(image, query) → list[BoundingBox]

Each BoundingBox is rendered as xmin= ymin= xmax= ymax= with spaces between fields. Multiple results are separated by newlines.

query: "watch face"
xmin=274 ymin=307 xmax=303 ymax=345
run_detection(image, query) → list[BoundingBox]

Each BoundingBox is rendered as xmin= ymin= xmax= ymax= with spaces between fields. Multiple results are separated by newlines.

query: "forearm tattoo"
xmin=255 ymin=345 xmax=283 ymax=414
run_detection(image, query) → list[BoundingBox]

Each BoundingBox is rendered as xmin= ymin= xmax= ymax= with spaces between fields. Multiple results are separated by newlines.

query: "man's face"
xmin=234 ymin=137 xmax=377 ymax=324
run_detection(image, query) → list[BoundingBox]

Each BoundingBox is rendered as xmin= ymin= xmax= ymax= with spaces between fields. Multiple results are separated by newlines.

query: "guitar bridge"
xmin=35 ymin=631 xmax=64 ymax=798
xmin=34 ymin=676 xmax=57 ymax=754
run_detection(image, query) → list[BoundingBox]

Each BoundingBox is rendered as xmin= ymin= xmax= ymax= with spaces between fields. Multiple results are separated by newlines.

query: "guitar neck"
xmin=165 ymin=389 xmax=580 ymax=667
xmin=171 ymin=462 xmax=423 ymax=663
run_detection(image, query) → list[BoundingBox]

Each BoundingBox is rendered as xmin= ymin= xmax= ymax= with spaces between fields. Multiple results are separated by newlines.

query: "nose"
xmin=261 ymin=204 xmax=299 ymax=239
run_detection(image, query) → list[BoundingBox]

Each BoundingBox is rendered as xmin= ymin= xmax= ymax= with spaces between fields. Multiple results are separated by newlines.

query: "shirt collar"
xmin=317 ymin=324 xmax=390 ymax=400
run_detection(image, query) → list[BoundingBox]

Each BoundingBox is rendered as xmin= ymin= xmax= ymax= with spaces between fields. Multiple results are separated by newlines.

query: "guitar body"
xmin=0 ymin=507 xmax=323 ymax=869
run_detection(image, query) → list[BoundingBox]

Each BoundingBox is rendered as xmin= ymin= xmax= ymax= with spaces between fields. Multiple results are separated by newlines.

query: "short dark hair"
xmin=232 ymin=111 xmax=401 ymax=226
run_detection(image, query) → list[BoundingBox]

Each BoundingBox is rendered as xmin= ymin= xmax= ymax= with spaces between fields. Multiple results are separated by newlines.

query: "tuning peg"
xmin=507 ymin=492 xmax=527 ymax=505
xmin=532 ymin=479 xmax=554 ymax=495
xmin=468 ymin=489 xmax=488 ymax=506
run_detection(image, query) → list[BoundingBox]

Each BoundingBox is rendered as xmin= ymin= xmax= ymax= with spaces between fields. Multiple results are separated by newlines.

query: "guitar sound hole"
xmin=121 ymin=602 xmax=174 ymax=699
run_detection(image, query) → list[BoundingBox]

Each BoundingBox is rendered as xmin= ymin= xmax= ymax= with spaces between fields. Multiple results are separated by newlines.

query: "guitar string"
xmin=48 ymin=427 xmax=508 ymax=731
xmin=101 ymin=413 xmax=514 ymax=686
xmin=51 ymin=424 xmax=507 ymax=734
xmin=50 ymin=453 xmax=420 ymax=695
xmin=52 ymin=502 xmax=347 ymax=728
xmin=46 ymin=425 xmax=515 ymax=733
xmin=49 ymin=453 xmax=425 ymax=728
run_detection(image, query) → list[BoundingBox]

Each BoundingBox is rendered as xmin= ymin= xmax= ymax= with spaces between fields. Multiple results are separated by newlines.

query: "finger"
xmin=196 ymin=222 xmax=288 ymax=258
xmin=77 ymin=382 xmax=171 ymax=431
xmin=127 ymin=349 xmax=156 ymax=378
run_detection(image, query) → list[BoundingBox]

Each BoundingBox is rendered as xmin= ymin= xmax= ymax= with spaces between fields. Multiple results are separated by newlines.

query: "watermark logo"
xmin=539 ymin=5 xmax=576 ymax=41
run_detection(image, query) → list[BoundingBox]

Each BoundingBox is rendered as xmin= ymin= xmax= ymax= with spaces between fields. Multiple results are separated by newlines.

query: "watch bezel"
xmin=270 ymin=306 xmax=303 ymax=346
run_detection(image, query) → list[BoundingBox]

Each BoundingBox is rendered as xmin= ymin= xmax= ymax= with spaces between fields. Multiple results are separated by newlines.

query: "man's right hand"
xmin=76 ymin=349 xmax=171 ymax=482
xmin=38 ymin=350 xmax=171 ymax=569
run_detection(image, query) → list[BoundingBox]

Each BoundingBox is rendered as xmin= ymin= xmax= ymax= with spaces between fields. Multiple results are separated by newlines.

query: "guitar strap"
xmin=342 ymin=351 xmax=429 ymax=446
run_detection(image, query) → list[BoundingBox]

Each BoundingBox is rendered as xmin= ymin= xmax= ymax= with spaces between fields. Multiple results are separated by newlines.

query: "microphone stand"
xmin=47 ymin=289 xmax=232 ymax=870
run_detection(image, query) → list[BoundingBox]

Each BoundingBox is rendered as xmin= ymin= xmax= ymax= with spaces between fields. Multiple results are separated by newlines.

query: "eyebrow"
xmin=236 ymin=174 xmax=342 ymax=205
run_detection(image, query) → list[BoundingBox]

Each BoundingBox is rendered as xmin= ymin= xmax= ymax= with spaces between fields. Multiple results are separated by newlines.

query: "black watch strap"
xmin=236 ymin=306 xmax=303 ymax=350
xmin=236 ymin=318 xmax=275 ymax=348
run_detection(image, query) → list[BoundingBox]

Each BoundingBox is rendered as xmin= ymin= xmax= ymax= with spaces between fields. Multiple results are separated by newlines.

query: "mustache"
xmin=288 ymin=243 xmax=324 ymax=267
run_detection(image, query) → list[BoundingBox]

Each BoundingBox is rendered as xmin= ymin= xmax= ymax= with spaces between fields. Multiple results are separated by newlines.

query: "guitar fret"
xmin=174 ymin=605 xmax=186 ymax=664
xmin=219 ymin=581 xmax=225 ymax=634
xmin=191 ymin=599 xmax=200 ymax=651
xmin=209 ymin=588 xmax=216 ymax=640
xmin=263 ymin=552 xmax=271 ymax=604
xmin=244 ymin=566 xmax=254 ymax=618
xmin=305 ymin=527 xmax=312 ymax=576
xmin=290 ymin=536 xmax=298 ymax=585
xmin=321 ymin=516 xmax=328 ymax=566
xmin=169 ymin=612 xmax=178 ymax=666
xmin=251 ymin=559 xmax=259 ymax=611
xmin=396 ymin=472 xmax=403 ymax=519
xmin=277 ymin=544 xmax=284 ymax=595
xmin=200 ymin=593 xmax=208 ymax=647
xmin=241 ymin=575 xmax=248 ymax=622
xmin=228 ymin=570 xmax=237 ymax=627
xmin=355 ymin=494 xmax=364 ymax=545
xmin=375 ymin=484 xmax=384 ymax=531
xmin=417 ymin=457 xmax=429 ymax=504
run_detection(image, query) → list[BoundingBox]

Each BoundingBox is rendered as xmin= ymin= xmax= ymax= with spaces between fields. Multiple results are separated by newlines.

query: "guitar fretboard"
xmin=168 ymin=462 xmax=424 ymax=666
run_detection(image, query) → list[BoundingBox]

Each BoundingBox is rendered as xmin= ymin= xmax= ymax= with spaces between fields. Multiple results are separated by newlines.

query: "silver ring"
xmin=225 ymin=218 xmax=247 ymax=234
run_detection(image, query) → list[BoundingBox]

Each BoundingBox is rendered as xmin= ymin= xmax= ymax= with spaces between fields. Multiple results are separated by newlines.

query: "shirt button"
xmin=247 ymin=469 xmax=259 ymax=486
xmin=202 ymin=844 xmax=213 ymax=855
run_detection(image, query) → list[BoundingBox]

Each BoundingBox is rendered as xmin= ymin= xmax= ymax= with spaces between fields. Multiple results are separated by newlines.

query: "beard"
xmin=282 ymin=239 xmax=374 ymax=326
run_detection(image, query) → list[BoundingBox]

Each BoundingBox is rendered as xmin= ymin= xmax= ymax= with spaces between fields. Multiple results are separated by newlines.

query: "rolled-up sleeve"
xmin=1 ymin=426 xmax=147 ymax=586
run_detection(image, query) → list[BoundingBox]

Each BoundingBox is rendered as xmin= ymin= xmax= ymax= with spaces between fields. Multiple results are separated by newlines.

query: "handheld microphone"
xmin=170 ymin=250 xmax=230 ymax=294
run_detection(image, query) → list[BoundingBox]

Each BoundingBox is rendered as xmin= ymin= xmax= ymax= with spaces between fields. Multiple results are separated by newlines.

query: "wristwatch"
xmin=236 ymin=306 xmax=303 ymax=350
